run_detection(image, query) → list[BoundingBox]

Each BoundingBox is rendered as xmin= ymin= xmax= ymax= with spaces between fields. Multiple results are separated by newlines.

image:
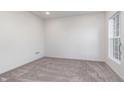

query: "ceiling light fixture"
xmin=45 ymin=11 xmax=50 ymax=15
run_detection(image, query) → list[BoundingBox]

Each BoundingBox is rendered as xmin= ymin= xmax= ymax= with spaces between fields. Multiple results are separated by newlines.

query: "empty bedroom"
xmin=0 ymin=11 xmax=124 ymax=82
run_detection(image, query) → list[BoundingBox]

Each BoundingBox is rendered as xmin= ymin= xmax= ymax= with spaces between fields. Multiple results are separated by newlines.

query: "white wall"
xmin=105 ymin=11 xmax=124 ymax=80
xmin=44 ymin=13 xmax=106 ymax=61
xmin=0 ymin=12 xmax=44 ymax=74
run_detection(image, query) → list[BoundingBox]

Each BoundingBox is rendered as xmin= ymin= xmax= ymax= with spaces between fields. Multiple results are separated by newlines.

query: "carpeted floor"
xmin=0 ymin=57 xmax=123 ymax=82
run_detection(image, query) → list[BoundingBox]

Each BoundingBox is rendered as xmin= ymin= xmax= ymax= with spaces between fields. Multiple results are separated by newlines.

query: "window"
xmin=109 ymin=12 xmax=121 ymax=64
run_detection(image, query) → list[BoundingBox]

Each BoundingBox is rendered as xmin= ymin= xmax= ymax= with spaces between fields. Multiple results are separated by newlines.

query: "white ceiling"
xmin=31 ymin=11 xmax=104 ymax=19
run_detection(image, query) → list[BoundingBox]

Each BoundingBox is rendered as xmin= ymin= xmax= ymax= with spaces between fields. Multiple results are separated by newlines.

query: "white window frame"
xmin=108 ymin=12 xmax=121 ymax=64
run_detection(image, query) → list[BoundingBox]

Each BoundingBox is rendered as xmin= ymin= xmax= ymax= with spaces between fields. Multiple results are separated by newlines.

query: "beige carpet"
xmin=0 ymin=57 xmax=123 ymax=82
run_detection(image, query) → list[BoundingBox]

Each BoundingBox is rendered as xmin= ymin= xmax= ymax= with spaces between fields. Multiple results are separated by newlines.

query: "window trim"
xmin=108 ymin=12 xmax=121 ymax=64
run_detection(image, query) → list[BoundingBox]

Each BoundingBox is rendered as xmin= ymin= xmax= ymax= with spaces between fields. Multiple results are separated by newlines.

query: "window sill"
xmin=109 ymin=56 xmax=121 ymax=64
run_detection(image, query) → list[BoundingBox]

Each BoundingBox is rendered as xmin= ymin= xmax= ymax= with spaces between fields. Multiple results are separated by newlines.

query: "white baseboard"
xmin=44 ymin=56 xmax=105 ymax=63
xmin=106 ymin=62 xmax=124 ymax=81
xmin=0 ymin=56 xmax=45 ymax=75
